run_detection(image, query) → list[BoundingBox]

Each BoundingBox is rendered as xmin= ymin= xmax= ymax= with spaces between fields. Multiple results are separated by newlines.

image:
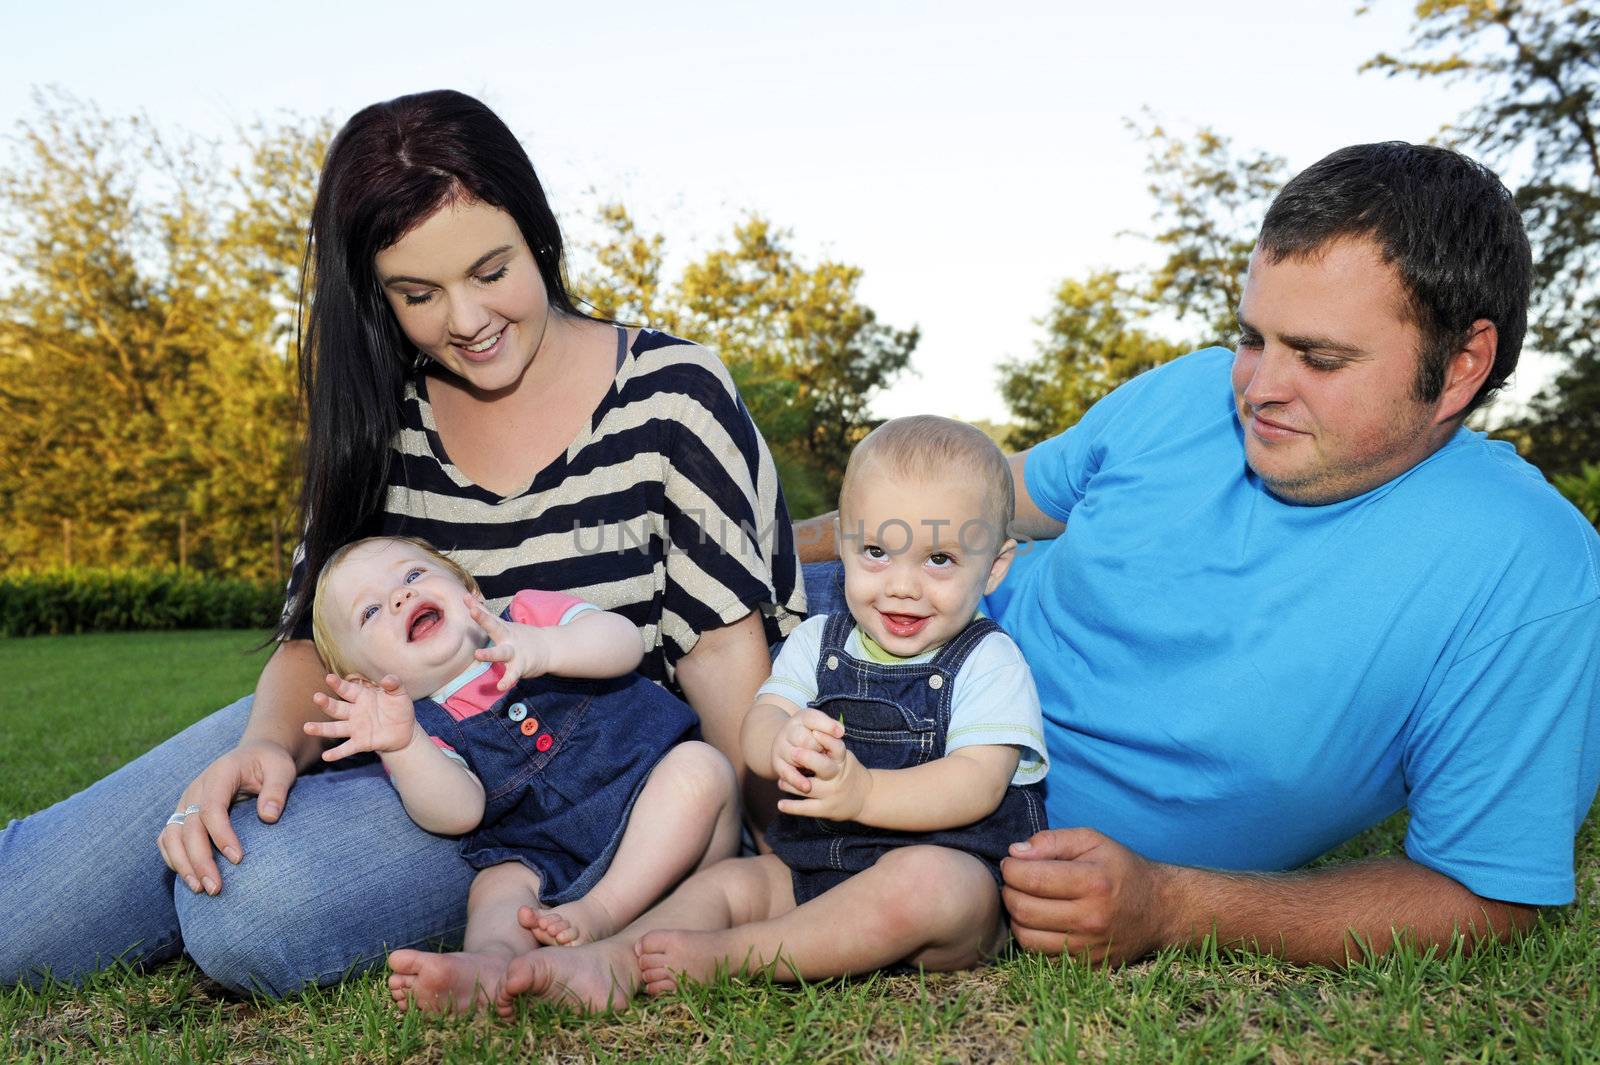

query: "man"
xmin=800 ymin=142 xmax=1600 ymax=965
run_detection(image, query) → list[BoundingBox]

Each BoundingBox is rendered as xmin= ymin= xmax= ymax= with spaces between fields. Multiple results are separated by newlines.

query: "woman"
xmin=0 ymin=90 xmax=803 ymax=996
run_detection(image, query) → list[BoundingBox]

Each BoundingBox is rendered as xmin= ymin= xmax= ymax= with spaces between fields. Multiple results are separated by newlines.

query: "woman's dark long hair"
xmin=277 ymin=89 xmax=594 ymax=641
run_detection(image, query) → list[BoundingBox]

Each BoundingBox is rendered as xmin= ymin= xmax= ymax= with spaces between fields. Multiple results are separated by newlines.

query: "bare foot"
xmin=635 ymin=929 xmax=747 ymax=995
xmin=387 ymin=947 xmax=511 ymax=1015
xmin=497 ymin=940 xmax=639 ymax=1015
xmin=522 ymin=896 xmax=621 ymax=946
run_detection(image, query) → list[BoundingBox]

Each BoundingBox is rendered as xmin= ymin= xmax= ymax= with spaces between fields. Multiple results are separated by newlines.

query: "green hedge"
xmin=0 ymin=568 xmax=281 ymax=637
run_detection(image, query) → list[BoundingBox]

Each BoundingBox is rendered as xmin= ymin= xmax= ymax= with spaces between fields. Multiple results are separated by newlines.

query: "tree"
xmin=998 ymin=120 xmax=1284 ymax=445
xmin=1132 ymin=115 xmax=1288 ymax=344
xmin=1364 ymin=0 xmax=1600 ymax=473
xmin=0 ymin=93 xmax=325 ymax=579
xmin=998 ymin=271 xmax=1186 ymax=449
xmin=576 ymin=207 xmax=918 ymax=514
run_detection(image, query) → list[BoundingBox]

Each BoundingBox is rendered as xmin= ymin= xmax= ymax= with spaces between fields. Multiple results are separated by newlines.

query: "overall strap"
xmin=929 ymin=615 xmax=1000 ymax=676
xmin=819 ymin=610 xmax=857 ymax=651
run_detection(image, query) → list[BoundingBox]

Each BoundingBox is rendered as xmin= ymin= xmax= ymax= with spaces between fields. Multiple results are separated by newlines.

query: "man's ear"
xmin=985 ymin=538 xmax=1018 ymax=595
xmin=1435 ymin=319 xmax=1497 ymax=424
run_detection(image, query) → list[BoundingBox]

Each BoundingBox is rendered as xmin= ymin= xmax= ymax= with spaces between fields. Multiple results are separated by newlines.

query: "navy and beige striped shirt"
xmin=287 ymin=328 xmax=806 ymax=684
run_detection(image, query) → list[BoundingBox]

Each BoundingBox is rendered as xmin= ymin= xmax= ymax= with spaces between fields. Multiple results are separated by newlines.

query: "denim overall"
xmin=413 ymin=664 xmax=698 ymax=906
xmin=765 ymin=612 xmax=1047 ymax=904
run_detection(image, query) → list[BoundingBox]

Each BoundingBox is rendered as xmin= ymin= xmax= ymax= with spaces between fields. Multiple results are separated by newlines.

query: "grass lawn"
xmin=2 ymin=630 xmax=1596 ymax=1063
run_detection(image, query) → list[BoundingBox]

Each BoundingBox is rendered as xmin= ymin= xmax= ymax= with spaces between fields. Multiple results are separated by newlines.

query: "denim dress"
xmin=413 ymin=664 xmax=698 ymax=905
xmin=764 ymin=612 xmax=1047 ymax=904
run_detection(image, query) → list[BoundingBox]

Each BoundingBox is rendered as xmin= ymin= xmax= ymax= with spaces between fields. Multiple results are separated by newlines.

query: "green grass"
xmin=3 ymin=631 xmax=1597 ymax=1063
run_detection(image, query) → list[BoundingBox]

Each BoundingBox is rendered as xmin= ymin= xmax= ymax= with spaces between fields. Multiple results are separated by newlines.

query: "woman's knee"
xmin=175 ymin=812 xmax=340 ymax=996
xmin=178 ymin=768 xmax=476 ymax=997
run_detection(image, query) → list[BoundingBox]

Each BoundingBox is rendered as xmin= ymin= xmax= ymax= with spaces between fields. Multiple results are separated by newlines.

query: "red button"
xmin=520 ymin=719 xmax=537 ymax=736
xmin=535 ymin=733 xmax=553 ymax=753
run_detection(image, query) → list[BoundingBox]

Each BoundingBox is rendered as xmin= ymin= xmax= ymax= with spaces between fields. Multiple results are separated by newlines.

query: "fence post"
xmin=63 ymin=518 xmax=72 ymax=567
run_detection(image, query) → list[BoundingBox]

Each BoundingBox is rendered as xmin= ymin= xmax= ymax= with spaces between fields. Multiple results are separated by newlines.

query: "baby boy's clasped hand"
xmin=306 ymin=673 xmax=417 ymax=761
xmin=775 ymin=724 xmax=872 ymax=822
xmin=769 ymin=709 xmax=846 ymax=796
xmin=467 ymin=595 xmax=553 ymax=691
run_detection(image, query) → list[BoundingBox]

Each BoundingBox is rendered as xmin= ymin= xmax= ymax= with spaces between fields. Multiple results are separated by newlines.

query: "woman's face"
xmin=374 ymin=197 xmax=552 ymax=394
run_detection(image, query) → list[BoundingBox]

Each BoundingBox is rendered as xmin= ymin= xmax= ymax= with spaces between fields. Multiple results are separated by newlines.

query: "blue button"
xmin=508 ymin=702 xmax=528 ymax=722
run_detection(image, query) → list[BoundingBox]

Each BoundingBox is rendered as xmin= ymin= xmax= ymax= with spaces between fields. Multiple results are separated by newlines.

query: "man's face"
xmin=1232 ymin=237 xmax=1452 ymax=505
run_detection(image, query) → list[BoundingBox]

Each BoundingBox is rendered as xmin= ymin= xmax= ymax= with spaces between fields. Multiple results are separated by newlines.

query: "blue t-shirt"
xmin=983 ymin=347 xmax=1600 ymax=905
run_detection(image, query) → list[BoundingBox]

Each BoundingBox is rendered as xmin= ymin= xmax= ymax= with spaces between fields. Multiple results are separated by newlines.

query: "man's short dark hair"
xmin=1257 ymin=142 xmax=1532 ymax=418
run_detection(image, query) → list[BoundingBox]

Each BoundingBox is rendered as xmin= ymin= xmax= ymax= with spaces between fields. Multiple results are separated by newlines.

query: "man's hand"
xmin=467 ymin=596 xmax=553 ymax=690
xmin=775 ymin=722 xmax=873 ymax=822
xmin=768 ymin=708 xmax=844 ymax=795
xmin=305 ymin=673 xmax=417 ymax=759
xmin=1001 ymin=827 xmax=1176 ymax=964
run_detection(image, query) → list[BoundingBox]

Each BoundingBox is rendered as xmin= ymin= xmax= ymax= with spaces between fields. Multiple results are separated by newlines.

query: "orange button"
xmin=535 ymin=733 xmax=554 ymax=753
xmin=525 ymin=718 xmax=538 ymax=733
xmin=520 ymin=719 xmax=538 ymax=736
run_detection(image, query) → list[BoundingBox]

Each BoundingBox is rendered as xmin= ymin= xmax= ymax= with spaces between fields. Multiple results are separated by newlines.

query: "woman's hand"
xmin=156 ymin=738 xmax=298 ymax=897
xmin=305 ymin=673 xmax=417 ymax=759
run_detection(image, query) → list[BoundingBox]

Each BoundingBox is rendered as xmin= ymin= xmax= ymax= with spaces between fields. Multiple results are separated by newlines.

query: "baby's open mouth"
xmin=407 ymin=604 xmax=444 ymax=642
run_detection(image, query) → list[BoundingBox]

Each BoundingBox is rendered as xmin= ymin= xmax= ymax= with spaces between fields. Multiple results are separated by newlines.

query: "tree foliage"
xmin=1133 ymin=115 xmax=1288 ymax=344
xmin=578 ymin=208 xmax=917 ymax=515
xmin=1365 ymin=0 xmax=1600 ymax=473
xmin=997 ymin=120 xmax=1285 ymax=446
xmin=0 ymin=93 xmax=327 ymax=579
xmin=998 ymin=272 xmax=1186 ymax=449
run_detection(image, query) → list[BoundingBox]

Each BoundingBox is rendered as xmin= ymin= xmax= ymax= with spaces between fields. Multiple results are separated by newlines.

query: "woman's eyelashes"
xmin=399 ymin=266 xmax=510 ymax=307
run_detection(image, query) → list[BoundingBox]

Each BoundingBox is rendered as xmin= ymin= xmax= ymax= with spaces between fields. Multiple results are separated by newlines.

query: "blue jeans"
xmin=0 ymin=696 xmax=476 ymax=995
xmin=0 ymin=562 xmax=848 ymax=996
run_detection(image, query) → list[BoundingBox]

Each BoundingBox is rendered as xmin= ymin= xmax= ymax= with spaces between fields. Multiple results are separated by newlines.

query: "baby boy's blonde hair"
xmin=310 ymin=535 xmax=481 ymax=680
xmin=839 ymin=416 xmax=1015 ymax=548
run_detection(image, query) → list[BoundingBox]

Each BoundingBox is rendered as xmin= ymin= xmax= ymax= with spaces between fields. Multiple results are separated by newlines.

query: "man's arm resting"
xmin=1001 ymin=828 xmax=1538 ymax=966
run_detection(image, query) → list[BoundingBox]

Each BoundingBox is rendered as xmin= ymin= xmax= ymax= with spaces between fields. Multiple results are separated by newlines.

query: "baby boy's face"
xmin=837 ymin=473 xmax=1014 ymax=658
xmin=324 ymin=541 xmax=488 ymax=699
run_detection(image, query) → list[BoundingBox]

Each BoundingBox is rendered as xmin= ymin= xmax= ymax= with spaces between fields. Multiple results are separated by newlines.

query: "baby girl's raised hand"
xmin=775 ymin=724 xmax=871 ymax=822
xmin=770 ymin=709 xmax=845 ymax=796
xmin=467 ymin=595 xmax=553 ymax=691
xmin=305 ymin=673 xmax=416 ymax=760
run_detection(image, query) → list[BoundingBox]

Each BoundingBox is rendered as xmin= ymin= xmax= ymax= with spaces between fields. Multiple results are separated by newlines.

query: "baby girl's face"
xmin=324 ymin=541 xmax=488 ymax=698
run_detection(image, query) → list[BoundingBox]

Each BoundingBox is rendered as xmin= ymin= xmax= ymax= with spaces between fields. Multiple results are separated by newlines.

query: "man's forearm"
xmin=1161 ymin=857 xmax=1537 ymax=965
xmin=247 ymin=639 xmax=334 ymax=771
xmin=794 ymin=513 xmax=838 ymax=563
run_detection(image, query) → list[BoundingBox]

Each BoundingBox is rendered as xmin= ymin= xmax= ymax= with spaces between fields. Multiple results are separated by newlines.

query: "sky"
xmin=0 ymin=0 xmax=1555 ymax=421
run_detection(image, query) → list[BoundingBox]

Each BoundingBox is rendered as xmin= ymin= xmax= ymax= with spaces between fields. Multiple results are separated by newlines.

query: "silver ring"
xmin=183 ymin=804 xmax=202 ymax=817
xmin=166 ymin=813 xmax=188 ymax=827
